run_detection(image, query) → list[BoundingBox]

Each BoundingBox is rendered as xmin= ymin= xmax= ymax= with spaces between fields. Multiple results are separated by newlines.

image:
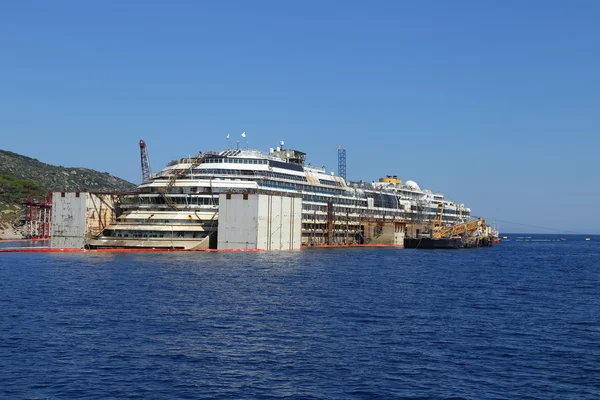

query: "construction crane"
xmin=431 ymin=202 xmax=487 ymax=239
xmin=137 ymin=140 xmax=207 ymax=210
xmin=431 ymin=202 xmax=445 ymax=235
xmin=139 ymin=139 xmax=152 ymax=183
xmin=159 ymin=155 xmax=206 ymax=209
xmin=139 ymin=139 xmax=183 ymax=209
xmin=448 ymin=218 xmax=486 ymax=237
xmin=337 ymin=144 xmax=346 ymax=181
xmin=160 ymin=165 xmax=190 ymax=209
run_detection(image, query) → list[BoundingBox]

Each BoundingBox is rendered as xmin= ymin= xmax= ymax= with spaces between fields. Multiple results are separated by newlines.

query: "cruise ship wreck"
xmin=86 ymin=142 xmax=475 ymax=250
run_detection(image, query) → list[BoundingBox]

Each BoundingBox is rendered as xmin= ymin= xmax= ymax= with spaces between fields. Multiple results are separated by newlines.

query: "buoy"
xmin=585 ymin=238 xmax=591 ymax=241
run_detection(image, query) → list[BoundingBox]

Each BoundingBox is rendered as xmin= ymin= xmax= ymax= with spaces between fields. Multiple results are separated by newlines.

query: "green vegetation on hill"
xmin=0 ymin=149 xmax=137 ymax=192
xmin=0 ymin=174 xmax=47 ymax=211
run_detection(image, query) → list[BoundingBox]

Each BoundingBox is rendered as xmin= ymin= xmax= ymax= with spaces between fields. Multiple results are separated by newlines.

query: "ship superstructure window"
xmin=373 ymin=193 xmax=399 ymax=209
xmin=269 ymin=160 xmax=304 ymax=172
xmin=268 ymin=172 xmax=307 ymax=182
xmin=318 ymin=179 xmax=343 ymax=187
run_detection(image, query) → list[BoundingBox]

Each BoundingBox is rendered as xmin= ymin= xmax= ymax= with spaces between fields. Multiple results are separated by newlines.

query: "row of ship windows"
xmin=135 ymin=189 xmax=466 ymax=215
xmin=301 ymin=223 xmax=360 ymax=230
xmin=161 ymin=170 xmax=450 ymax=205
xmin=133 ymin=193 xmax=468 ymax=215
xmin=302 ymin=206 xmax=372 ymax=214
xmin=191 ymin=169 xmax=309 ymax=182
xmin=318 ymin=179 xmax=343 ymax=187
xmin=202 ymin=158 xmax=305 ymax=172
xmin=373 ymin=195 xmax=400 ymax=209
xmin=120 ymin=219 xmax=205 ymax=224
xmin=204 ymin=158 xmax=269 ymax=165
xmin=259 ymin=181 xmax=343 ymax=195
xmin=431 ymin=208 xmax=465 ymax=215
xmin=301 ymin=214 xmax=394 ymax=221
xmin=136 ymin=193 xmax=355 ymax=206
xmin=304 ymin=195 xmax=367 ymax=206
xmin=156 ymin=181 xmax=342 ymax=199
xmin=138 ymin=196 xmax=218 ymax=206
xmin=303 ymin=209 xmax=409 ymax=218
xmin=131 ymin=194 xmax=471 ymax=220
xmin=102 ymin=230 xmax=207 ymax=239
xmin=372 ymin=194 xmax=459 ymax=209
xmin=302 ymin=205 xmax=411 ymax=214
xmin=409 ymin=205 xmax=469 ymax=215
xmin=166 ymin=170 xmax=347 ymax=193
xmin=190 ymin=169 xmax=342 ymax=187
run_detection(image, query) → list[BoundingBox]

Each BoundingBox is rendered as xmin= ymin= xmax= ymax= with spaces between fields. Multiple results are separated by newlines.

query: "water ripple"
xmin=1 ymin=236 xmax=599 ymax=398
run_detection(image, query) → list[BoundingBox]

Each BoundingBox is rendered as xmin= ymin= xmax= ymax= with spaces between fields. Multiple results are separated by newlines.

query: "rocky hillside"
xmin=0 ymin=150 xmax=138 ymax=239
xmin=0 ymin=150 xmax=137 ymax=193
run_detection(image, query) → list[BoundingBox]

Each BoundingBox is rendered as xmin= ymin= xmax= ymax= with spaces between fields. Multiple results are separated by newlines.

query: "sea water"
xmin=1 ymin=235 xmax=599 ymax=399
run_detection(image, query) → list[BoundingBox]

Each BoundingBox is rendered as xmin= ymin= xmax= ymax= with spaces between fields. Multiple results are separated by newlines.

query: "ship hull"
xmin=86 ymin=235 xmax=213 ymax=250
xmin=404 ymin=237 xmax=493 ymax=249
xmin=404 ymin=237 xmax=462 ymax=249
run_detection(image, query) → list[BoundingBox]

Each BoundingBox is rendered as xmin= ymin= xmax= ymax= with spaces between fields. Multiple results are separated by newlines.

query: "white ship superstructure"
xmin=87 ymin=144 xmax=471 ymax=249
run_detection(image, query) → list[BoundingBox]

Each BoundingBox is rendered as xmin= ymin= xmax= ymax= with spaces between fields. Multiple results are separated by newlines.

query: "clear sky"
xmin=1 ymin=1 xmax=599 ymax=233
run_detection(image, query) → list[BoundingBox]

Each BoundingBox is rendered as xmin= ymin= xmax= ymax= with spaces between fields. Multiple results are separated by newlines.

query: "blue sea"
xmin=1 ymin=235 xmax=599 ymax=399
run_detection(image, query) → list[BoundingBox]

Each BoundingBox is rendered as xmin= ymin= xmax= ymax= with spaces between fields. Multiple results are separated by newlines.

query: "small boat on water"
xmin=559 ymin=237 xmax=566 ymax=241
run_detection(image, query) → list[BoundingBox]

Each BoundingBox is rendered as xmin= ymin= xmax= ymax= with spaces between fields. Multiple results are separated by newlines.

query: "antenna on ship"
xmin=242 ymin=131 xmax=247 ymax=149
xmin=226 ymin=132 xmax=230 ymax=150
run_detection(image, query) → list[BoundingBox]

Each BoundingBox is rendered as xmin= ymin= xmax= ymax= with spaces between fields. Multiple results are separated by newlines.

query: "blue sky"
xmin=1 ymin=1 xmax=599 ymax=233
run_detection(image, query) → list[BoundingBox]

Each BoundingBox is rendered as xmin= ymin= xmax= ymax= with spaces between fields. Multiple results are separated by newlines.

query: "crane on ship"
xmin=139 ymin=139 xmax=152 ymax=183
xmin=139 ymin=139 xmax=178 ymax=208
xmin=160 ymin=163 xmax=193 ymax=209
xmin=139 ymin=139 xmax=208 ymax=209
xmin=431 ymin=202 xmax=445 ymax=236
xmin=431 ymin=202 xmax=487 ymax=240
